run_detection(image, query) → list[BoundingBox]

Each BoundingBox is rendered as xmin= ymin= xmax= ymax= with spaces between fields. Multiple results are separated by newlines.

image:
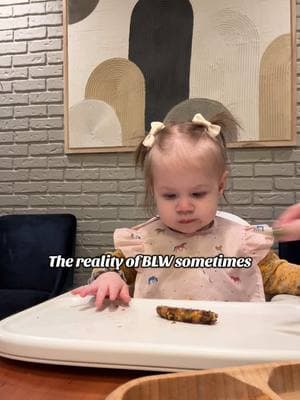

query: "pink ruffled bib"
xmin=114 ymin=216 xmax=273 ymax=302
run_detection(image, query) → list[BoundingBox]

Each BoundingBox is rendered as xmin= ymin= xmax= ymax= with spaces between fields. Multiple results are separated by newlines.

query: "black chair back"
xmin=0 ymin=214 xmax=77 ymax=320
xmin=278 ymin=240 xmax=300 ymax=265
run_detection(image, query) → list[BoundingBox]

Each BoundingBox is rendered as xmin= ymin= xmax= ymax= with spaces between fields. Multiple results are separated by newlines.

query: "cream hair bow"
xmin=192 ymin=113 xmax=221 ymax=138
xmin=142 ymin=113 xmax=220 ymax=148
xmin=142 ymin=121 xmax=165 ymax=148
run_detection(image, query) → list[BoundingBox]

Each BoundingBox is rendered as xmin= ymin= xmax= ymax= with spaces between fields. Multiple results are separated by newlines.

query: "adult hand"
xmin=273 ymin=203 xmax=300 ymax=242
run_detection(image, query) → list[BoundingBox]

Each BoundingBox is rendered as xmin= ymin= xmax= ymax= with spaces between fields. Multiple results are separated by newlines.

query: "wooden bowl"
xmin=106 ymin=361 xmax=300 ymax=400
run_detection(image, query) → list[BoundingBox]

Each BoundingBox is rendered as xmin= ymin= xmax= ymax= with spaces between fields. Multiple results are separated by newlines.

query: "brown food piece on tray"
xmin=156 ymin=305 xmax=218 ymax=325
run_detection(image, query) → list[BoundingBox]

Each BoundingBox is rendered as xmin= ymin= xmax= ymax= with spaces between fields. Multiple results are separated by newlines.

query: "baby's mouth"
xmin=178 ymin=219 xmax=196 ymax=224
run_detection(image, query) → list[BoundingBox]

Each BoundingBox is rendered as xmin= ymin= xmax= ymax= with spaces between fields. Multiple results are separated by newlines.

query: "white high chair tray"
xmin=0 ymin=293 xmax=300 ymax=372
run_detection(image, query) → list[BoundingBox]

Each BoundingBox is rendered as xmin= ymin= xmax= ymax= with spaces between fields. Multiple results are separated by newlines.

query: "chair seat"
xmin=0 ymin=288 xmax=50 ymax=320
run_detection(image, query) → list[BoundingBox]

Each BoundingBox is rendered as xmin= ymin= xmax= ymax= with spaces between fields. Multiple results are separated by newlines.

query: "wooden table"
xmin=0 ymin=357 xmax=157 ymax=400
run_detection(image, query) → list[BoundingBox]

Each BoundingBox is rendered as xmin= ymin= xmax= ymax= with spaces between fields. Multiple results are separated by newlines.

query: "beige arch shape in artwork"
xmin=259 ymin=34 xmax=291 ymax=141
xmin=69 ymin=99 xmax=122 ymax=148
xmin=85 ymin=57 xmax=145 ymax=147
xmin=189 ymin=5 xmax=259 ymax=141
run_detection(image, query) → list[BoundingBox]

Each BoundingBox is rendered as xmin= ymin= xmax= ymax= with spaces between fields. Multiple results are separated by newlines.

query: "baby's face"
xmin=152 ymin=160 xmax=227 ymax=234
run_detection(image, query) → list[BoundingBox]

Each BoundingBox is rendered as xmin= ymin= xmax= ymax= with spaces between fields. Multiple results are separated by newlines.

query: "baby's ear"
xmin=218 ymin=171 xmax=229 ymax=194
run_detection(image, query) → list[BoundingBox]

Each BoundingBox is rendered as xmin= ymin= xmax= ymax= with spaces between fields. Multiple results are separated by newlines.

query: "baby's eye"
xmin=163 ymin=193 xmax=176 ymax=200
xmin=192 ymin=192 xmax=206 ymax=198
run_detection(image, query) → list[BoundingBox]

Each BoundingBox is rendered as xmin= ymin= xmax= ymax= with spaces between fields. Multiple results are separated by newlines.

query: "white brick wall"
xmin=0 ymin=0 xmax=300 ymax=285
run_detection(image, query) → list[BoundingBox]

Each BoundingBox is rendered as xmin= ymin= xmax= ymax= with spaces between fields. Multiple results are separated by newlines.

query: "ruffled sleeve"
xmin=240 ymin=224 xmax=274 ymax=263
xmin=113 ymin=228 xmax=145 ymax=258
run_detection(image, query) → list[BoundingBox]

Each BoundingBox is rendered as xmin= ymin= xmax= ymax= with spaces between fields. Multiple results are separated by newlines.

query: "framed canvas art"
xmin=64 ymin=0 xmax=296 ymax=153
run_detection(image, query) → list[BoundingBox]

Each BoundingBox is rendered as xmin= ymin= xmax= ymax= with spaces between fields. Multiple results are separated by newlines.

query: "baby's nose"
xmin=176 ymin=198 xmax=194 ymax=213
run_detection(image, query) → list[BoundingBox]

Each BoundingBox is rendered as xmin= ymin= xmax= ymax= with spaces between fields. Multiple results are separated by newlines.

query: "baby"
xmin=73 ymin=113 xmax=300 ymax=307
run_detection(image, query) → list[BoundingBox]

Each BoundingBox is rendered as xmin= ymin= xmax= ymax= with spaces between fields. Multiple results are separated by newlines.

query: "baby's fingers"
xmin=108 ymin=282 xmax=122 ymax=301
xmin=119 ymin=285 xmax=131 ymax=305
xmin=94 ymin=286 xmax=109 ymax=309
xmin=71 ymin=284 xmax=96 ymax=297
xmin=71 ymin=285 xmax=88 ymax=296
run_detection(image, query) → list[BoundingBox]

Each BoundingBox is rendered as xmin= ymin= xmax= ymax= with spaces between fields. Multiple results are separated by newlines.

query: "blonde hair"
xmin=135 ymin=112 xmax=238 ymax=214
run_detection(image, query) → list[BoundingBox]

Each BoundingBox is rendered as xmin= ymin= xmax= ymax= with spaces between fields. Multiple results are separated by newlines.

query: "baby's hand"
xmin=71 ymin=272 xmax=131 ymax=308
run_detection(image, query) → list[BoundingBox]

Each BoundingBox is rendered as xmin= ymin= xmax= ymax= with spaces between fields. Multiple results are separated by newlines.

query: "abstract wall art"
xmin=64 ymin=0 xmax=296 ymax=153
